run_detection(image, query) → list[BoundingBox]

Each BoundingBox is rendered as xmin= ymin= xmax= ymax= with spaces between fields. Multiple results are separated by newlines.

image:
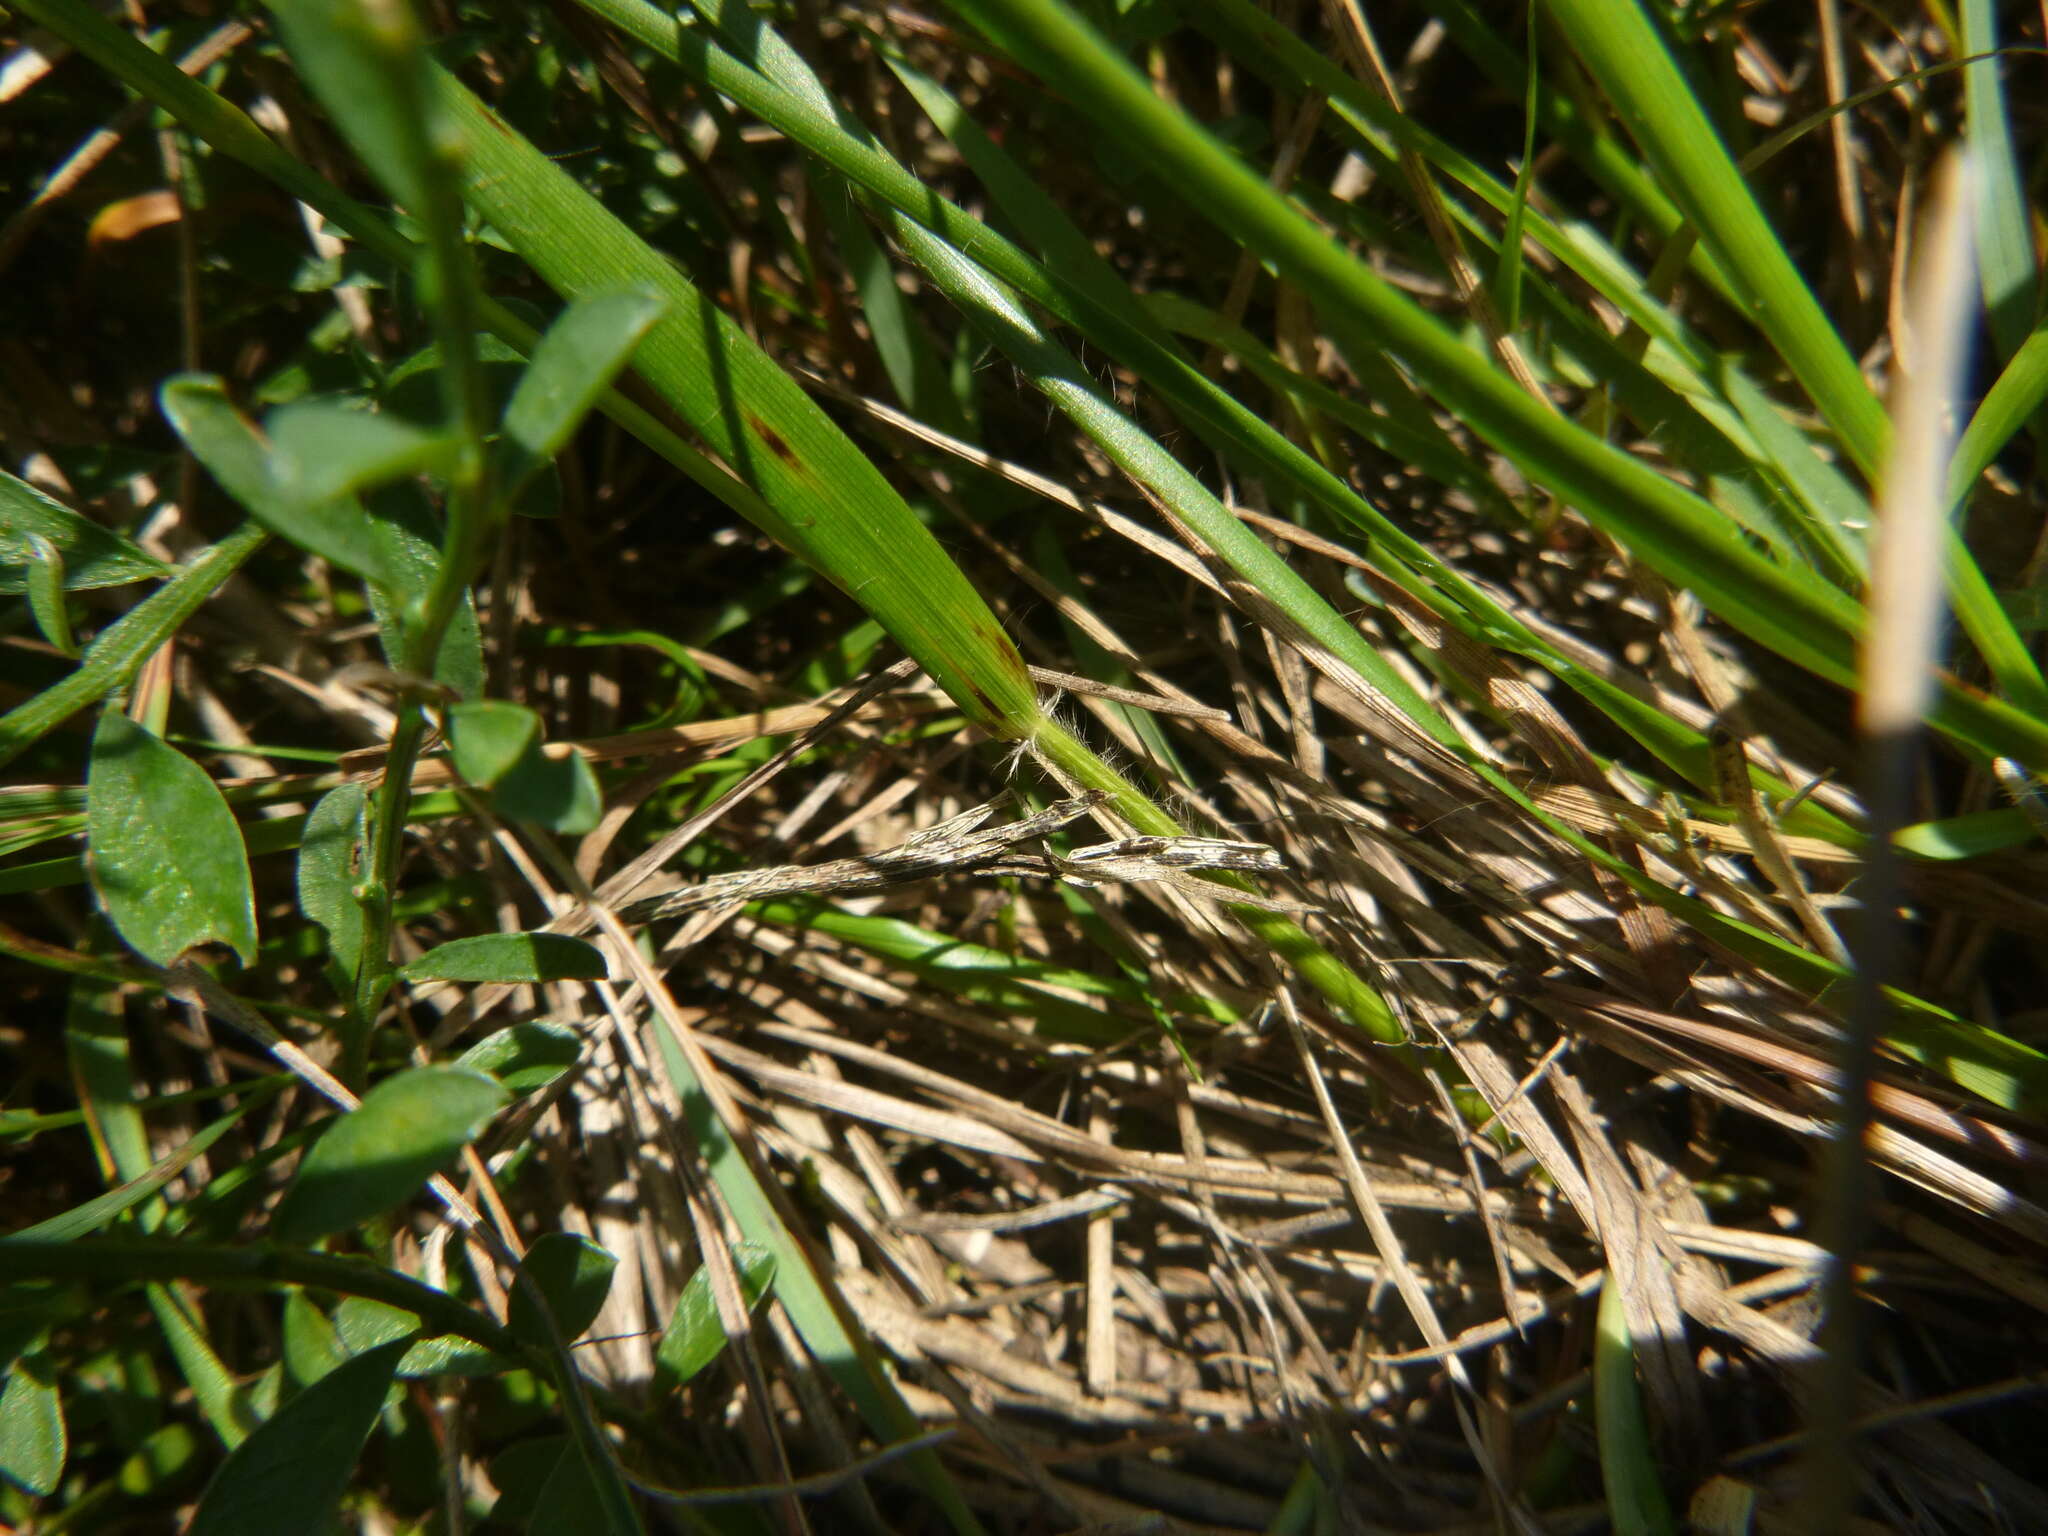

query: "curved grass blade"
xmin=0 ymin=520 xmax=268 ymax=771
xmin=426 ymin=67 xmax=1041 ymax=740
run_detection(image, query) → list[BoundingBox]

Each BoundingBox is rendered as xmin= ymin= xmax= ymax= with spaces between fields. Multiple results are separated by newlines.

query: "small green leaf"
xmin=271 ymin=1067 xmax=508 ymax=1243
xmin=496 ymin=287 xmax=668 ymax=493
xmin=0 ymin=468 xmax=169 ymax=594
xmin=266 ymin=400 xmax=457 ymax=507
xmin=361 ymin=485 xmax=484 ymax=698
xmin=456 ymin=1020 xmax=584 ymax=1093
xmin=447 ymin=700 xmax=542 ymax=788
xmin=401 ymin=932 xmax=607 ymax=984
xmin=653 ymin=1242 xmax=776 ymax=1393
xmin=298 ymin=782 xmax=371 ymax=980
xmin=161 ymin=376 xmax=402 ymax=587
xmin=393 ymin=1334 xmax=508 ymax=1378
xmin=282 ymin=1291 xmax=346 ymax=1391
xmin=160 ymin=377 xmax=272 ymax=510
xmin=114 ymin=1422 xmax=203 ymax=1500
xmin=329 ymin=1297 xmax=419 ymax=1356
xmin=185 ymin=1339 xmax=408 ymax=1536
xmin=493 ymin=746 xmax=602 ymax=835
xmin=486 ymin=1435 xmax=569 ymax=1527
xmin=0 ymin=1351 xmax=66 ymax=1496
xmin=508 ymin=1233 xmax=617 ymax=1348
xmin=267 ymin=0 xmax=448 ymax=225
xmin=23 ymin=533 xmax=77 ymax=656
xmin=87 ymin=710 xmax=257 ymax=967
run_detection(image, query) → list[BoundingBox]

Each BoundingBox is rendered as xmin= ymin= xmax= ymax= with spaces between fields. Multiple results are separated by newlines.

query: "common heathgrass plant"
xmin=2 ymin=0 xmax=2046 ymax=1530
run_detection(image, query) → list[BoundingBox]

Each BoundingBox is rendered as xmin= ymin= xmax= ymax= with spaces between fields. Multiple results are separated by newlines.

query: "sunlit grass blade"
xmin=425 ymin=70 xmax=1041 ymax=741
xmin=1539 ymin=0 xmax=1888 ymax=479
xmin=594 ymin=0 xmax=1843 ymax=803
xmin=1953 ymin=324 xmax=2048 ymax=496
xmin=1961 ymin=0 xmax=2039 ymax=362
xmin=936 ymin=0 xmax=2048 ymax=770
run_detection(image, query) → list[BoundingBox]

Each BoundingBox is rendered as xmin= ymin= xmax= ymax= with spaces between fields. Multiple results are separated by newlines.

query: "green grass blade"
xmin=641 ymin=1011 xmax=986 ymax=1534
xmin=937 ymin=0 xmax=2048 ymax=769
xmin=0 ymin=521 xmax=268 ymax=770
xmin=1538 ymin=0 xmax=1888 ymax=478
xmin=426 ymin=68 xmax=1041 ymax=740
xmin=1593 ymin=1278 xmax=1678 ymax=1535
xmin=1961 ymin=0 xmax=2039 ymax=361
xmin=1953 ymin=325 xmax=2048 ymax=497
xmin=12 ymin=1101 xmax=257 ymax=1243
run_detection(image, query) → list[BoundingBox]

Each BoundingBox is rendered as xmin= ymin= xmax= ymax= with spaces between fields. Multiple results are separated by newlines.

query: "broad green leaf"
xmin=0 ymin=520 xmax=268 ymax=771
xmin=400 ymin=932 xmax=607 ymax=984
xmin=297 ymin=782 xmax=370 ymax=980
xmin=271 ymin=1067 xmax=508 ymax=1243
xmin=456 ymin=1020 xmax=583 ymax=1094
xmin=161 ymin=377 xmax=403 ymax=587
xmin=508 ymin=1233 xmax=617 ymax=1348
xmin=446 ymin=700 xmax=541 ymax=788
xmin=0 ymin=468 xmax=169 ymax=594
xmin=491 ymin=745 xmax=603 ymax=835
xmin=653 ymin=1242 xmax=776 ymax=1393
xmin=22 ymin=533 xmax=77 ymax=656
xmin=496 ymin=287 xmax=669 ymax=491
xmin=391 ymin=1334 xmax=507 ymax=1378
xmin=184 ymin=1339 xmax=409 ymax=1536
xmin=485 ymin=1436 xmax=571 ymax=1527
xmin=526 ymin=1435 xmax=638 ymax=1536
xmin=0 ymin=1352 xmax=65 ymax=1496
xmin=159 ymin=377 xmax=273 ymax=510
xmin=87 ymin=711 xmax=257 ymax=967
xmin=265 ymin=399 xmax=458 ymax=507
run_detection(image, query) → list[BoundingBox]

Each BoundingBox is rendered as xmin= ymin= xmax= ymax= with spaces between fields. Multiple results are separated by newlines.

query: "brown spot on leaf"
xmin=747 ymin=414 xmax=799 ymax=466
